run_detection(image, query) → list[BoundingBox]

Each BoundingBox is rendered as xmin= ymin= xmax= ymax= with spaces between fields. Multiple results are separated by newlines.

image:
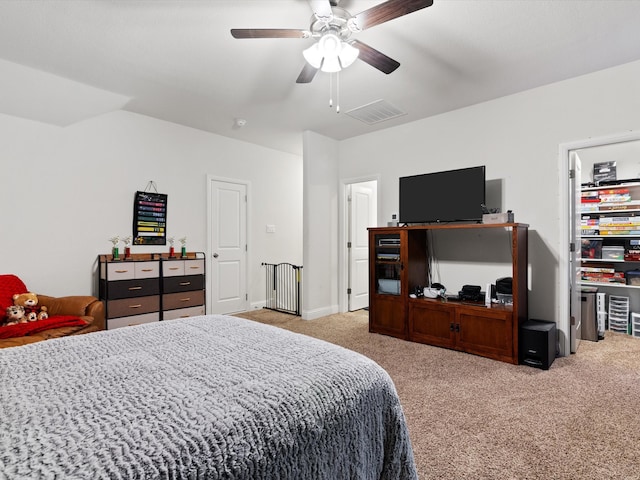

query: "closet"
xmin=571 ymin=137 xmax=640 ymax=343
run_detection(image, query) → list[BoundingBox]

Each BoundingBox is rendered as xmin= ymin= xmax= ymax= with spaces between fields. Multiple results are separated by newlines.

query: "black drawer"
xmin=163 ymin=275 xmax=204 ymax=294
xmin=102 ymin=278 xmax=160 ymax=300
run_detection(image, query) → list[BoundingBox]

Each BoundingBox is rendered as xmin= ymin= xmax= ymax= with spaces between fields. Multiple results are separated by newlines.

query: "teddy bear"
xmin=4 ymin=305 xmax=27 ymax=326
xmin=12 ymin=292 xmax=48 ymax=322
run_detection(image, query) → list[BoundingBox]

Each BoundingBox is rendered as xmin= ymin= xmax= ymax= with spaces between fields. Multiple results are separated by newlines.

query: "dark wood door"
xmin=369 ymin=295 xmax=407 ymax=339
xmin=456 ymin=306 xmax=514 ymax=363
xmin=369 ymin=229 xmax=407 ymax=339
xmin=408 ymin=300 xmax=455 ymax=349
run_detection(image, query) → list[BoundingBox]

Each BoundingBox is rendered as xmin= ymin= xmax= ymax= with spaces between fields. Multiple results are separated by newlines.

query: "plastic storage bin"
xmin=602 ymin=246 xmax=625 ymax=260
xmin=608 ymin=295 xmax=629 ymax=333
xmin=632 ymin=313 xmax=640 ymax=338
xmin=597 ymin=311 xmax=607 ymax=337
xmin=596 ymin=292 xmax=607 ymax=337
xmin=626 ymin=269 xmax=640 ymax=286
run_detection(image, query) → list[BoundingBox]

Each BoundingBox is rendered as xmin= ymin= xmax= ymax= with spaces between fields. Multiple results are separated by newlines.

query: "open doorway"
xmin=560 ymin=131 xmax=640 ymax=356
xmin=340 ymin=177 xmax=379 ymax=312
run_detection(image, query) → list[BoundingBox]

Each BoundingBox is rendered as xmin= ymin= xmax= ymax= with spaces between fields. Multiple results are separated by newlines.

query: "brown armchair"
xmin=36 ymin=295 xmax=105 ymax=330
xmin=0 ymin=275 xmax=105 ymax=349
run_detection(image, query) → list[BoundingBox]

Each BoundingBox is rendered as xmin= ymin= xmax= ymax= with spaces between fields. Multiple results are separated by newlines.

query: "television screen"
xmin=399 ymin=166 xmax=486 ymax=224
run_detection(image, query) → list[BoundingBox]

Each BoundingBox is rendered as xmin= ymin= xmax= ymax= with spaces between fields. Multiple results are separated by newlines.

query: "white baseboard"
xmin=249 ymin=301 xmax=266 ymax=311
xmin=301 ymin=305 xmax=339 ymax=321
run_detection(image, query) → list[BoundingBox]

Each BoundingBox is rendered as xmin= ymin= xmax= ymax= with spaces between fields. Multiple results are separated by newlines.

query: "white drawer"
xmin=105 ymin=262 xmax=136 ymax=280
xmin=163 ymin=305 xmax=205 ymax=321
xmin=163 ymin=261 xmax=185 ymax=277
xmin=103 ymin=260 xmax=160 ymax=280
xmin=107 ymin=312 xmax=160 ymax=329
xmin=184 ymin=259 xmax=205 ymax=275
xmin=163 ymin=259 xmax=205 ymax=277
xmin=135 ymin=261 xmax=160 ymax=278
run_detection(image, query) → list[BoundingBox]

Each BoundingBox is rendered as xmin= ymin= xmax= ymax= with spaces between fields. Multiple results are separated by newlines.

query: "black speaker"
xmin=496 ymin=277 xmax=512 ymax=295
xmin=519 ymin=319 xmax=556 ymax=370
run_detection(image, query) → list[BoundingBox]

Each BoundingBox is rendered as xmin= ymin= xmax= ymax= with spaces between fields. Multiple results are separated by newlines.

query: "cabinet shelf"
xmin=582 ymin=181 xmax=640 ymax=191
xmin=582 ymin=235 xmax=639 ymax=239
xmin=578 ymin=281 xmax=640 ymax=289
xmin=581 ymin=208 xmax=640 ymax=214
xmin=581 ymin=182 xmax=640 ymax=301
xmin=581 ymin=258 xmax=640 ymax=263
xmin=409 ymin=296 xmax=514 ymax=312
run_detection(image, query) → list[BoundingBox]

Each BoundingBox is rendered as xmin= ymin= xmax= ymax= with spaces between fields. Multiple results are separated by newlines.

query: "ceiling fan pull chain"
xmin=329 ymin=73 xmax=333 ymax=109
xmin=336 ymin=72 xmax=340 ymax=114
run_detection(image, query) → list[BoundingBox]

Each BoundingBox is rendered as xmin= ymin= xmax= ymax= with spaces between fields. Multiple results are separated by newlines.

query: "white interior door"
xmin=569 ymin=152 xmax=582 ymax=352
xmin=208 ymin=178 xmax=248 ymax=314
xmin=348 ymin=181 xmax=377 ymax=311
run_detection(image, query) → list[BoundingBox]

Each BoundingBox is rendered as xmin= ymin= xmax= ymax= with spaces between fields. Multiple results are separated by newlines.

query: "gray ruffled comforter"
xmin=0 ymin=315 xmax=417 ymax=479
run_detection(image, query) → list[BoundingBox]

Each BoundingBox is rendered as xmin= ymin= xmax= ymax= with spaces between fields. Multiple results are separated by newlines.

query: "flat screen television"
xmin=399 ymin=166 xmax=486 ymax=224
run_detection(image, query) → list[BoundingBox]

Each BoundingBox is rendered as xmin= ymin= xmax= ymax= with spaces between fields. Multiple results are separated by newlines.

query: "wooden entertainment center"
xmin=368 ymin=223 xmax=528 ymax=364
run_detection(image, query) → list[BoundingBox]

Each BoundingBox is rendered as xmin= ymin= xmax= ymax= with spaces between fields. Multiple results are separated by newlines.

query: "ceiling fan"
xmin=231 ymin=0 xmax=434 ymax=83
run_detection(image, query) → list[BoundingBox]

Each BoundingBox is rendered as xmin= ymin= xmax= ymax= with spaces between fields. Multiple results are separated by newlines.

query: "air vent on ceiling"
xmin=345 ymin=99 xmax=406 ymax=125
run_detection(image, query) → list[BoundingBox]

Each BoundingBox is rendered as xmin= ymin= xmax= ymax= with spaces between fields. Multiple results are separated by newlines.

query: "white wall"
xmin=0 ymin=110 xmax=302 ymax=305
xmin=336 ymin=59 xmax=640 ymax=326
xmin=302 ymin=131 xmax=339 ymax=319
xmin=5 ymin=58 xmax=640 ymax=328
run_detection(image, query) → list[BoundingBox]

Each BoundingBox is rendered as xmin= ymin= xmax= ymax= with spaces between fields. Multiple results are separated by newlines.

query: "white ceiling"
xmin=1 ymin=0 xmax=640 ymax=156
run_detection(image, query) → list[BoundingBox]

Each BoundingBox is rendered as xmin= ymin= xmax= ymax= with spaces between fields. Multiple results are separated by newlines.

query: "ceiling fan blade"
xmin=350 ymin=0 xmax=433 ymax=31
xmin=351 ymin=40 xmax=400 ymax=74
xmin=296 ymin=63 xmax=319 ymax=84
xmin=231 ymin=29 xmax=308 ymax=39
xmin=308 ymin=0 xmax=333 ymax=21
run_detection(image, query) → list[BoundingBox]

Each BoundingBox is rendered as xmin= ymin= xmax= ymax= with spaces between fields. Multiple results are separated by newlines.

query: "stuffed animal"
xmin=12 ymin=292 xmax=48 ymax=322
xmin=4 ymin=305 xmax=27 ymax=326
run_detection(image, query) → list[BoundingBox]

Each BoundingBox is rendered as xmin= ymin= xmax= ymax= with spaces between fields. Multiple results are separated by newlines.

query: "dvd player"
xmin=377 ymin=253 xmax=400 ymax=261
xmin=378 ymin=238 xmax=400 ymax=246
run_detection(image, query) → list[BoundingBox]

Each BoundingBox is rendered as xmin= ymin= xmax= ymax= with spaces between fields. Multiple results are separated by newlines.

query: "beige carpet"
xmin=235 ymin=308 xmax=640 ymax=480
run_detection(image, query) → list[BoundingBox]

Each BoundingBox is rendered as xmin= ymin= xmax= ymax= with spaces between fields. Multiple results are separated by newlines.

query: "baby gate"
xmin=262 ymin=262 xmax=302 ymax=316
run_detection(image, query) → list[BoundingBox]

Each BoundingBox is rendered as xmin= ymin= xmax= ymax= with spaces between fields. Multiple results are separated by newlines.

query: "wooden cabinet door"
xmin=408 ymin=300 xmax=455 ymax=349
xmin=369 ymin=295 xmax=407 ymax=339
xmin=456 ymin=306 xmax=514 ymax=363
xmin=369 ymin=229 xmax=407 ymax=339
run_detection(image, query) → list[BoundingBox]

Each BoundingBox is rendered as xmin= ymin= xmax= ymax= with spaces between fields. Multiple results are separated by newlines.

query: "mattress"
xmin=0 ymin=314 xmax=417 ymax=479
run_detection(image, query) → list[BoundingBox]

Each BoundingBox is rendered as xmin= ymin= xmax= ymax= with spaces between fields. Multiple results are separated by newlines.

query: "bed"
xmin=0 ymin=314 xmax=417 ymax=479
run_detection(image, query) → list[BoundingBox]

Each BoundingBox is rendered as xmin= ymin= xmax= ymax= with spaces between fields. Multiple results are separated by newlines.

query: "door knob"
xmin=213 ymin=253 xmax=219 ymax=258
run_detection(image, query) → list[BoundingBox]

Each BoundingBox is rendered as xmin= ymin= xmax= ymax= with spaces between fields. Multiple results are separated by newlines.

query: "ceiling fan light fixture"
xmin=338 ymin=41 xmax=359 ymax=68
xmin=319 ymin=33 xmax=341 ymax=58
xmin=321 ymin=56 xmax=342 ymax=73
xmin=303 ymin=33 xmax=359 ymax=73
xmin=302 ymin=43 xmax=323 ymax=68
